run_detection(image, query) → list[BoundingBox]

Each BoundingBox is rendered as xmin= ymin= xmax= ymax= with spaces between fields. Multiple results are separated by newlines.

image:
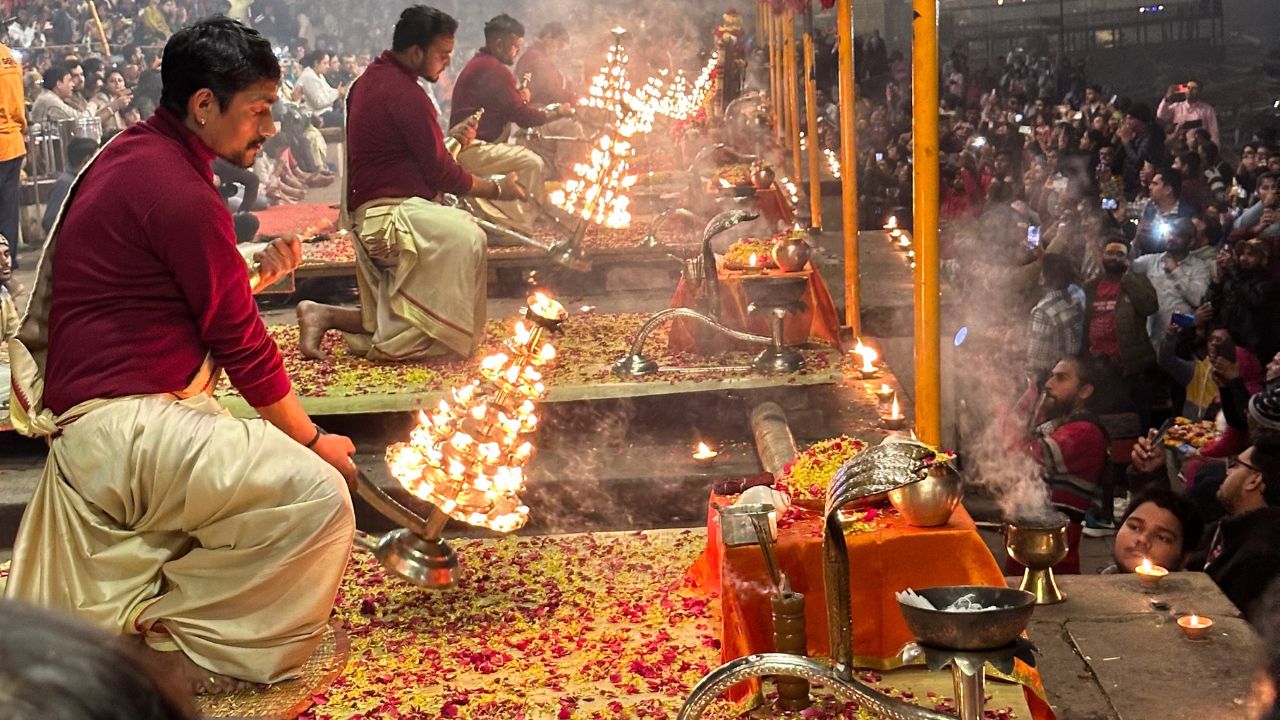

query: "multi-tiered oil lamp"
xmin=354 ymin=293 xmax=567 ymax=588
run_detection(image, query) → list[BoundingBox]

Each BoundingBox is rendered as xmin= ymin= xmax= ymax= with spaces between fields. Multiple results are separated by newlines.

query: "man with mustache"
xmin=1083 ymin=236 xmax=1159 ymax=429
xmin=296 ymin=5 xmax=524 ymax=362
xmin=5 ymin=18 xmax=356 ymax=696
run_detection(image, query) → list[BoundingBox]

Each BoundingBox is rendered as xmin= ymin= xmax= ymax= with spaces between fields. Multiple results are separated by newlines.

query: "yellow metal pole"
xmin=768 ymin=8 xmax=781 ymax=143
xmin=912 ymin=0 xmax=942 ymax=446
xmin=802 ymin=14 xmax=822 ymax=231
xmin=87 ymin=0 xmax=112 ymax=57
xmin=784 ymin=11 xmax=803 ymax=185
xmin=836 ymin=0 xmax=859 ymax=335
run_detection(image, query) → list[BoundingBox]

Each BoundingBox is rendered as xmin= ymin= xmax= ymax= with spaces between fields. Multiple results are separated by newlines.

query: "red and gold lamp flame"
xmin=385 ymin=292 xmax=567 ymax=533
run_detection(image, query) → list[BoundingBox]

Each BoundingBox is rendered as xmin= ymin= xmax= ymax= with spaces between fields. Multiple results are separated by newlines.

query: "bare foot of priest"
xmin=119 ymin=634 xmax=259 ymax=695
xmin=296 ymin=300 xmax=331 ymax=360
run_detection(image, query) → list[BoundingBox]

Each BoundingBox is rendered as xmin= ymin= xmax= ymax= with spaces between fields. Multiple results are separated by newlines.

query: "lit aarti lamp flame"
xmin=853 ymin=340 xmax=879 ymax=377
xmin=385 ymin=292 xmax=567 ymax=534
xmin=693 ymin=441 xmax=719 ymax=467
xmin=881 ymin=395 xmax=907 ymax=430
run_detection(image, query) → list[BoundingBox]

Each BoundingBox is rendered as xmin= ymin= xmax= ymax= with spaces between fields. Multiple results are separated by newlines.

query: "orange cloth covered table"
xmin=688 ymin=498 xmax=1054 ymax=717
xmin=667 ymin=264 xmax=842 ymax=354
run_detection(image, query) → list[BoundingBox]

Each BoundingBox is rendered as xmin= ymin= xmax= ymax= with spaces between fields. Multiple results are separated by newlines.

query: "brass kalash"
xmin=348 ymin=293 xmax=568 ymax=588
xmin=679 ymin=441 xmax=1037 ymax=720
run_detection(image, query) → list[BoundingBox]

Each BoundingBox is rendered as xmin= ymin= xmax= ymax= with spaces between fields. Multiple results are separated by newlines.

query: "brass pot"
xmin=887 ymin=464 xmax=962 ymax=527
xmin=771 ymin=233 xmax=812 ymax=272
xmin=751 ymin=162 xmax=776 ymax=190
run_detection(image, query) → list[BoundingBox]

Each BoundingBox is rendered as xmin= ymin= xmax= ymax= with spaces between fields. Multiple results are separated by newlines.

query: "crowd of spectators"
xmin=805 ymin=33 xmax=1280 ymax=623
xmin=1 ymin=0 xmax=1279 ymax=641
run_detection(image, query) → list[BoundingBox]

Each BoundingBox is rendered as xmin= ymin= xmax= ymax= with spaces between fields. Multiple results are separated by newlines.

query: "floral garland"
xmin=773 ymin=435 xmax=867 ymax=503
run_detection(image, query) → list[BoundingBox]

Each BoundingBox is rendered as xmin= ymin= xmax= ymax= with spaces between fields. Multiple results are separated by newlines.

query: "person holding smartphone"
xmin=1157 ymin=79 xmax=1219 ymax=145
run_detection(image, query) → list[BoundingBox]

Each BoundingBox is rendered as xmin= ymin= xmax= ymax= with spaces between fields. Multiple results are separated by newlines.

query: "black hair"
xmin=1259 ymin=171 xmax=1280 ymax=189
xmin=1153 ymin=166 xmax=1182 ymax=197
xmin=0 ymin=600 xmax=199 ymax=720
xmin=1177 ymin=151 xmax=1202 ymax=176
xmin=158 ymin=16 xmax=280 ymax=121
xmin=1041 ymin=252 xmax=1076 ymax=291
xmin=82 ymin=57 xmax=104 ymax=77
xmin=1253 ymin=438 xmax=1280 ymax=506
xmin=538 ymin=22 xmax=568 ymax=41
xmin=392 ymin=5 xmax=459 ymax=53
xmin=301 ymin=48 xmax=328 ymax=69
xmin=41 ymin=62 xmax=69 ymax=91
xmin=1121 ymin=486 xmax=1204 ymax=555
xmin=483 ymin=13 xmax=525 ymax=43
xmin=66 ymin=137 xmax=98 ymax=169
xmin=1060 ymin=353 xmax=1100 ymax=390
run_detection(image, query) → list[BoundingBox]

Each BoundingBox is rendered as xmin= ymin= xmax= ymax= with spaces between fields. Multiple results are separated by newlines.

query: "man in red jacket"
xmin=6 ymin=18 xmax=356 ymax=696
xmin=449 ymin=13 xmax=572 ymax=233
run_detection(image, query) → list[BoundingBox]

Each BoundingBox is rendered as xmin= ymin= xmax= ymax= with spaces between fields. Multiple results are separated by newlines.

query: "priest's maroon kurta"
xmin=449 ymin=48 xmax=549 ymax=142
xmin=514 ymin=42 xmax=577 ymax=106
xmin=43 ymin=108 xmax=290 ymax=414
xmin=346 ymin=50 xmax=473 ymax=210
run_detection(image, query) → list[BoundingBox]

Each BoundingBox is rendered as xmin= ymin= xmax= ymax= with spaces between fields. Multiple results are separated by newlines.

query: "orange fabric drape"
xmin=688 ymin=498 xmax=1053 ymax=718
xmin=667 ymin=263 xmax=841 ymax=354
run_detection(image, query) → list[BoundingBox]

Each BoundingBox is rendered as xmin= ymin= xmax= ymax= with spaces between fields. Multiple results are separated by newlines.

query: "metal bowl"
xmin=739 ymin=274 xmax=808 ymax=307
xmin=888 ymin=464 xmax=962 ymax=527
xmin=898 ymin=585 xmax=1036 ymax=651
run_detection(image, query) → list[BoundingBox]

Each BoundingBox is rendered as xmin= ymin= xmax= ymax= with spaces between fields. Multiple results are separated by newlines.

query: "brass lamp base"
xmin=367 ymin=528 xmax=458 ymax=590
xmin=1018 ymin=567 xmax=1065 ymax=605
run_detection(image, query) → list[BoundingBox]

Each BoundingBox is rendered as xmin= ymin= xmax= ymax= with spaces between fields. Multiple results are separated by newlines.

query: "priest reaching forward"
xmin=296 ymin=5 xmax=525 ymax=362
xmin=5 ymin=18 xmax=357 ymax=695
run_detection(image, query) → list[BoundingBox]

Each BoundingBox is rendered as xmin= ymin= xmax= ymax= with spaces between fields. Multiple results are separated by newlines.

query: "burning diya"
xmin=853 ymin=339 xmax=881 ymax=378
xmin=1135 ymin=557 xmax=1169 ymax=590
xmin=875 ymin=383 xmax=895 ymax=403
xmin=365 ymin=292 xmax=567 ymax=588
xmin=880 ymin=395 xmax=907 ymax=430
xmin=692 ymin=441 xmax=720 ymax=467
xmin=1177 ymin=614 xmax=1214 ymax=641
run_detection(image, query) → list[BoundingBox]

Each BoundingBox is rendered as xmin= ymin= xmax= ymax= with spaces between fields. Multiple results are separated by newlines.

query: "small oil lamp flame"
xmin=1135 ymin=556 xmax=1168 ymax=590
xmin=875 ymin=383 xmax=895 ymax=402
xmin=854 ymin=340 xmax=879 ymax=376
xmin=884 ymin=216 xmax=899 ymax=231
xmin=719 ymin=177 xmax=732 ymax=188
xmin=881 ymin=395 xmax=907 ymax=430
xmin=693 ymin=441 xmax=719 ymax=467
xmin=1177 ymin=613 xmax=1214 ymax=641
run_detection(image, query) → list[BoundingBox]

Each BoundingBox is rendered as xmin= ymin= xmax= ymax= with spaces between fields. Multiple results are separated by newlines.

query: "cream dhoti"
xmin=456 ymin=141 xmax=547 ymax=235
xmin=346 ymin=196 xmax=488 ymax=360
xmin=5 ymin=388 xmax=354 ymax=684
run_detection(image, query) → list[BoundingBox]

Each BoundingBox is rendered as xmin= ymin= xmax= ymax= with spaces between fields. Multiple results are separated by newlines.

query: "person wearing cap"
xmin=1186 ymin=436 xmax=1280 ymax=623
xmin=1157 ymin=79 xmax=1219 ymax=146
xmin=1206 ymin=239 xmax=1280 ymax=363
xmin=1113 ymin=101 xmax=1166 ymax=199
xmin=1084 ymin=236 xmax=1159 ymax=426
